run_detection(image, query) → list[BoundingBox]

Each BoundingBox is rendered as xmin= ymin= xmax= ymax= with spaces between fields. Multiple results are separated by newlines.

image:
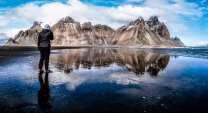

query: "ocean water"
xmin=0 ymin=48 xmax=208 ymax=113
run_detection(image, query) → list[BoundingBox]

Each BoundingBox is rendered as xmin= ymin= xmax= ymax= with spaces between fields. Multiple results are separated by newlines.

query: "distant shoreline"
xmin=0 ymin=45 xmax=189 ymax=51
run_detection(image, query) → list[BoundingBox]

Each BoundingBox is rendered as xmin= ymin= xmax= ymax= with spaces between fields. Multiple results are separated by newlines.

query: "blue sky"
xmin=0 ymin=0 xmax=207 ymax=46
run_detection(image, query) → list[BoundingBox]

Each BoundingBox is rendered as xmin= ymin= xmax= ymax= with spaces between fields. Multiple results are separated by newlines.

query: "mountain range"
xmin=6 ymin=16 xmax=184 ymax=47
xmin=0 ymin=33 xmax=9 ymax=46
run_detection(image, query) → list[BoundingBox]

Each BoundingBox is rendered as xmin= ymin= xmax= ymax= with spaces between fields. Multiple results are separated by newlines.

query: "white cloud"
xmin=0 ymin=0 xmax=204 ymax=45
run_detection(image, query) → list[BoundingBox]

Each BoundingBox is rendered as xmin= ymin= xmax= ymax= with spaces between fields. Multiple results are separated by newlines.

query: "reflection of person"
xmin=38 ymin=72 xmax=52 ymax=113
xmin=38 ymin=24 xmax=54 ymax=73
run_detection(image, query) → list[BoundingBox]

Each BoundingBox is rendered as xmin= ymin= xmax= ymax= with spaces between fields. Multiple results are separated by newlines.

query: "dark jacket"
xmin=38 ymin=29 xmax=54 ymax=47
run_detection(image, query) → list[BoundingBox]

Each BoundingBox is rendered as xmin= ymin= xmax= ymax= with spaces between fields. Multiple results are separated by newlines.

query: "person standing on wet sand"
xmin=38 ymin=24 xmax=54 ymax=73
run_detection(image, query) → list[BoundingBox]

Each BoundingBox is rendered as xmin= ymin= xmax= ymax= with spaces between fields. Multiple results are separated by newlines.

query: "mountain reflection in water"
xmin=51 ymin=48 xmax=170 ymax=76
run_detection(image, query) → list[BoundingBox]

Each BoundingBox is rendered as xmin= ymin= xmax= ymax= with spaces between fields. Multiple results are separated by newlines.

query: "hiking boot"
xmin=39 ymin=69 xmax=44 ymax=74
xmin=46 ymin=70 xmax=53 ymax=73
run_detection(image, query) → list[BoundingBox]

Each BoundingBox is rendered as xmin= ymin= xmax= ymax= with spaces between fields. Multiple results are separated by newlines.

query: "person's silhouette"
xmin=38 ymin=72 xmax=52 ymax=113
xmin=38 ymin=24 xmax=54 ymax=73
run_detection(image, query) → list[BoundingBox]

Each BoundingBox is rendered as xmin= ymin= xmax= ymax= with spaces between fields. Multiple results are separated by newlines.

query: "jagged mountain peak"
xmin=94 ymin=24 xmax=115 ymax=31
xmin=81 ymin=22 xmax=92 ymax=30
xmin=129 ymin=17 xmax=144 ymax=26
xmin=172 ymin=36 xmax=180 ymax=40
xmin=147 ymin=16 xmax=160 ymax=26
xmin=58 ymin=16 xmax=75 ymax=23
xmin=30 ymin=21 xmax=42 ymax=29
xmin=0 ymin=33 xmax=9 ymax=45
xmin=171 ymin=36 xmax=185 ymax=47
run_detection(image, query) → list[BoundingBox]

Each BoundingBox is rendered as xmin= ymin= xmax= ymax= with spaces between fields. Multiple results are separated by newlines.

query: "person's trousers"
xmin=38 ymin=47 xmax=51 ymax=71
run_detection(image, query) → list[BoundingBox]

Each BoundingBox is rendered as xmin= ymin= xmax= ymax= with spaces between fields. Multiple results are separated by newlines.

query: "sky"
xmin=0 ymin=0 xmax=207 ymax=46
